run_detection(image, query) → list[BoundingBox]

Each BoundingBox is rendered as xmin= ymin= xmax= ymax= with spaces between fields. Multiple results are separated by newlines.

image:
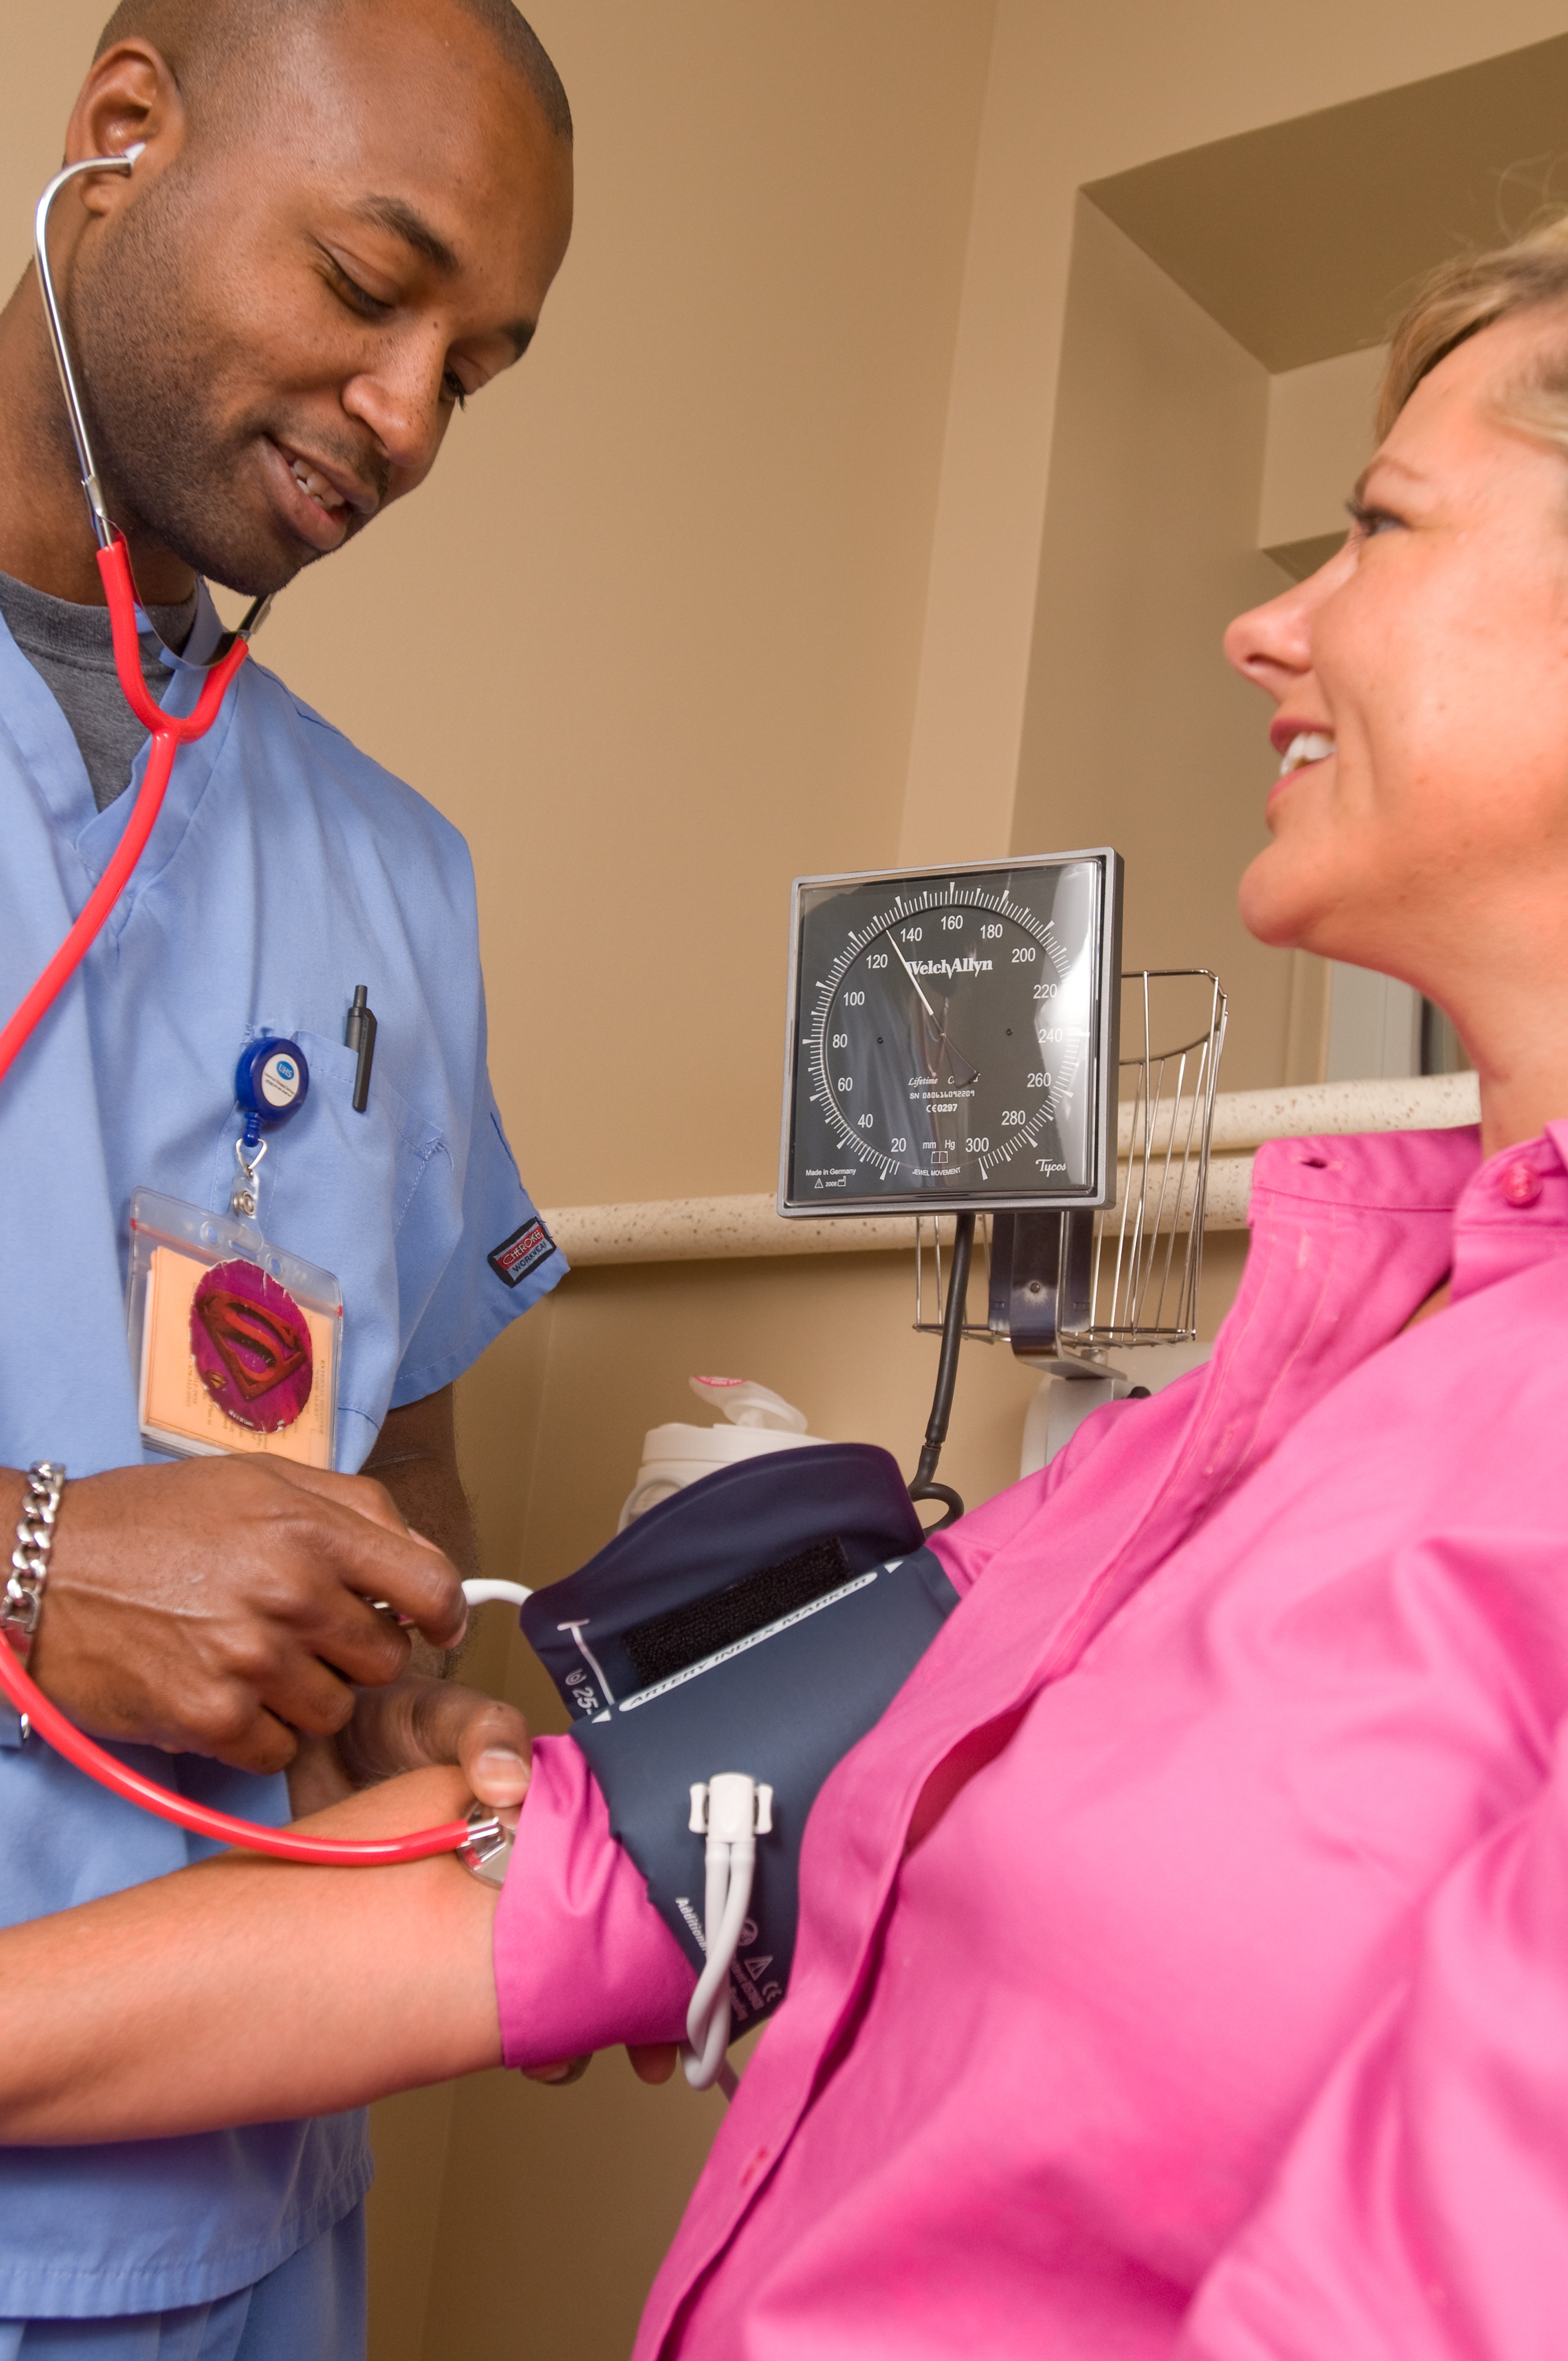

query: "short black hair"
xmin=94 ymin=0 xmax=572 ymax=141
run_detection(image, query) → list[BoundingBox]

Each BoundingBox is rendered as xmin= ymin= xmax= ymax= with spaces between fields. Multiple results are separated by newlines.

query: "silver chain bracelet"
xmin=3 ymin=1462 xmax=66 ymax=1668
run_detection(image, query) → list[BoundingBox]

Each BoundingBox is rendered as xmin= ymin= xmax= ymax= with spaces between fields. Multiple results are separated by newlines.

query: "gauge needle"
xmin=889 ymin=933 xmax=935 ymax=1016
xmin=928 ymin=1003 xmax=979 ymax=1088
xmin=887 ymin=936 xmax=979 ymax=1086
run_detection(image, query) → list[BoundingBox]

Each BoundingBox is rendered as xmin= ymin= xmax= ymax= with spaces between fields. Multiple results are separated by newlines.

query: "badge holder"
xmin=126 ymin=1040 xmax=342 ymax=1471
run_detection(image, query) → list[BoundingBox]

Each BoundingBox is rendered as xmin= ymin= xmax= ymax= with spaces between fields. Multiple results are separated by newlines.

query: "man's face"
xmin=65 ymin=4 xmax=573 ymax=597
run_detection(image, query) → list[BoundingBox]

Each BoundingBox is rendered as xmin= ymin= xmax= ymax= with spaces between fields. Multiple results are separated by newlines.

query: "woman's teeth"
xmin=1279 ymin=730 xmax=1336 ymax=777
xmin=290 ymin=459 xmax=345 ymax=513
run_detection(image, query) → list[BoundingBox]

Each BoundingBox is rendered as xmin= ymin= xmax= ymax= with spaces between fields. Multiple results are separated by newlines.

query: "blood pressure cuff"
xmin=519 ymin=1443 xmax=958 ymax=2038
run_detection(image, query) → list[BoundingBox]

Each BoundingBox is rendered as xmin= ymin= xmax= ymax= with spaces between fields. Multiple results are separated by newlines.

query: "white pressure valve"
xmin=618 ymin=1377 xmax=826 ymax=1531
xmin=686 ymin=1377 xmax=808 ymax=1433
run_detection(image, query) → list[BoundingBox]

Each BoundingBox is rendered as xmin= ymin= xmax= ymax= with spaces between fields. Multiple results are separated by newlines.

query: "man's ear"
xmin=65 ymin=39 xmax=187 ymax=222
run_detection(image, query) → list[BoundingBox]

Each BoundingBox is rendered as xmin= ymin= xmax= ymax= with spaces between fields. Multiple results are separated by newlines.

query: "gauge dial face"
xmin=783 ymin=855 xmax=1116 ymax=1212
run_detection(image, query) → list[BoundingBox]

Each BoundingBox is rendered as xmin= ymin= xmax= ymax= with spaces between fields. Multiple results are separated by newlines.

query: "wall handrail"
xmin=542 ymin=1073 xmax=1479 ymax=1267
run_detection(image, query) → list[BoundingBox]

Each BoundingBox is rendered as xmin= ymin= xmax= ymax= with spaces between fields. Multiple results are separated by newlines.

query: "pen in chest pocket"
xmin=345 ymin=983 xmax=378 ymax=1112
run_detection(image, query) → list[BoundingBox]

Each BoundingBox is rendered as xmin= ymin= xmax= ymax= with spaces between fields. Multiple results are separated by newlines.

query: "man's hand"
xmin=271 ymin=1386 xmax=532 ymax=1813
xmin=22 ymin=1455 xmax=466 ymax=1774
xmin=286 ymin=1674 xmax=531 ymax=1816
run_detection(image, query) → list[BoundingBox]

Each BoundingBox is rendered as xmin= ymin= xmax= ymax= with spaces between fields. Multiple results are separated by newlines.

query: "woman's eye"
xmin=1346 ymin=497 xmax=1403 ymax=539
xmin=442 ymin=370 xmax=469 ymax=410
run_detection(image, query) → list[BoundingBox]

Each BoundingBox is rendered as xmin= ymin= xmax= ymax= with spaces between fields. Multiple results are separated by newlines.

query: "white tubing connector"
xmin=689 ymin=1772 xmax=774 ymax=1841
xmin=682 ymin=1774 xmax=773 ymax=2096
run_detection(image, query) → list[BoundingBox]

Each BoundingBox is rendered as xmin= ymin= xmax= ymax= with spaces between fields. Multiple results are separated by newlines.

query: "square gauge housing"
xmin=779 ymin=850 xmax=1122 ymax=1216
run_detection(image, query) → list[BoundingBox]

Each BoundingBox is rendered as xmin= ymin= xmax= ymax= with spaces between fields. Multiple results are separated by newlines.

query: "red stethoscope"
xmin=0 ymin=152 xmax=505 ymax=1873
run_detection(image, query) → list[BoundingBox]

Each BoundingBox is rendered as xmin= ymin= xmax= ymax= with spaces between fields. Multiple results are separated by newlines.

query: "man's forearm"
xmin=0 ymin=1471 xmax=24 ymax=1589
xmin=0 ymin=1769 xmax=501 ymax=2144
xmin=361 ymin=1385 xmax=478 ymax=1583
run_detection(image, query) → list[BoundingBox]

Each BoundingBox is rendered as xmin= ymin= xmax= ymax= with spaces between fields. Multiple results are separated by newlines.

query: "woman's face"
xmin=1227 ymin=312 xmax=1568 ymax=1011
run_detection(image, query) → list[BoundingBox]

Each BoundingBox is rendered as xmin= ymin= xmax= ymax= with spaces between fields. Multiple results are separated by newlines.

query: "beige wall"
xmin=266 ymin=0 xmax=1001 ymax=1214
xmin=11 ymin=4 xmax=1568 ymax=2357
xmin=1260 ymin=346 xmax=1387 ymax=555
xmin=1013 ymin=198 xmax=1288 ymax=1091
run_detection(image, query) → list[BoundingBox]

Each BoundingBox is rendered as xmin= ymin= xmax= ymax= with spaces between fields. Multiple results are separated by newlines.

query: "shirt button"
xmin=1502 ymin=1161 xmax=1543 ymax=1206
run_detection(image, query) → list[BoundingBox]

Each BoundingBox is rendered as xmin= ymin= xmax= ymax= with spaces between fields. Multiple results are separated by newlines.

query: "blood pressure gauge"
xmin=780 ymin=850 xmax=1123 ymax=1216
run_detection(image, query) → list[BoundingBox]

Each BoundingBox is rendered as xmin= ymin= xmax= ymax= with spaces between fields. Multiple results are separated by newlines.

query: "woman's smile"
xmin=1276 ymin=729 xmax=1336 ymax=777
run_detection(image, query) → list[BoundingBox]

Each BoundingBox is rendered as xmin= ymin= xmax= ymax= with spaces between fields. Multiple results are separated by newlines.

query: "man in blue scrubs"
xmin=0 ymin=0 xmax=575 ymax=2349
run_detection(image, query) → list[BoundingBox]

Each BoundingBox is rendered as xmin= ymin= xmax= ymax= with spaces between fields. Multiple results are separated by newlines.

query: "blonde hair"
xmin=1379 ymin=212 xmax=1568 ymax=445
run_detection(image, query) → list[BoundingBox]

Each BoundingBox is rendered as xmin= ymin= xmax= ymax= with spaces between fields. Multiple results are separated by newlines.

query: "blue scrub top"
xmin=0 ymin=591 xmax=566 ymax=2317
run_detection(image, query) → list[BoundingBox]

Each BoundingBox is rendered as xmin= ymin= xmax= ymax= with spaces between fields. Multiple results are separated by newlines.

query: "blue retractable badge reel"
xmin=228 ymin=1035 xmax=309 ymax=1221
xmin=233 ymin=1038 xmax=309 ymax=1169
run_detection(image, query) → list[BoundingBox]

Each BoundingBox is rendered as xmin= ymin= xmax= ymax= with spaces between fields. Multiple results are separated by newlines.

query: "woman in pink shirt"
xmin=9 ymin=218 xmax=1568 ymax=2359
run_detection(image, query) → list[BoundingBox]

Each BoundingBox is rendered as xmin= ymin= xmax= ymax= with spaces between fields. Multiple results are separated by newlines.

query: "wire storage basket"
xmin=1065 ymin=968 xmax=1227 ymax=1349
xmin=914 ymin=969 xmax=1227 ymax=1354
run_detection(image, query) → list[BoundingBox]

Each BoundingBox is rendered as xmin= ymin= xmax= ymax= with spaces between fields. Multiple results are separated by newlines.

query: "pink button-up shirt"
xmin=495 ymin=1122 xmax=1568 ymax=2357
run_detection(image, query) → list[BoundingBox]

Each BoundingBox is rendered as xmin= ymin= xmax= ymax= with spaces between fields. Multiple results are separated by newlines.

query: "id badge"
xmin=127 ymin=1189 xmax=342 ymax=1470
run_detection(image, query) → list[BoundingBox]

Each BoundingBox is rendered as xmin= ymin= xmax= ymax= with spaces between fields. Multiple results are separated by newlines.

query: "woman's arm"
xmin=0 ymin=1766 xmax=500 ymax=2145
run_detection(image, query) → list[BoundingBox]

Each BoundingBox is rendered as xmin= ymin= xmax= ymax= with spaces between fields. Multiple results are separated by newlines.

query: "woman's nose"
xmin=1224 ymin=577 xmax=1315 ymax=700
xmin=1223 ymin=539 xmax=1355 ymax=700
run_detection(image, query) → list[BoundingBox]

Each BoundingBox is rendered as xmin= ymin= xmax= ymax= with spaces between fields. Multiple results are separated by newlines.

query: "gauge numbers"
xmin=781 ymin=852 xmax=1121 ymax=1214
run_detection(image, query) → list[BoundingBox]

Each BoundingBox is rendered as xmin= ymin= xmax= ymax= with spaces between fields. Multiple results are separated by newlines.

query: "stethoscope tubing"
xmin=0 ymin=544 xmax=246 ymax=1091
xmin=0 ymin=1632 xmax=478 ymax=1863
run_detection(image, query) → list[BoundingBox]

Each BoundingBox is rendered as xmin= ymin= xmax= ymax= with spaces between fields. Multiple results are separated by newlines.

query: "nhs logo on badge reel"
xmin=125 ymin=1036 xmax=343 ymax=1471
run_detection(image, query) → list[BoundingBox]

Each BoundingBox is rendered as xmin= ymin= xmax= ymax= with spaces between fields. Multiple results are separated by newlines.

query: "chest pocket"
xmin=252 ymin=1031 xmax=458 ymax=1440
